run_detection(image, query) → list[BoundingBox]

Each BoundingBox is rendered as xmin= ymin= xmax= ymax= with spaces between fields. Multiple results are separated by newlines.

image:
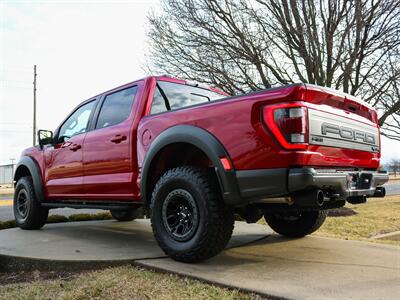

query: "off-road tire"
xmin=110 ymin=208 xmax=139 ymax=221
xmin=264 ymin=210 xmax=327 ymax=238
xmin=150 ymin=166 xmax=234 ymax=263
xmin=13 ymin=176 xmax=49 ymax=230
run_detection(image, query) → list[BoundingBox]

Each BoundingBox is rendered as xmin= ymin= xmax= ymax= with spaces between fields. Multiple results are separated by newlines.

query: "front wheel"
xmin=14 ymin=177 xmax=49 ymax=230
xmin=150 ymin=166 xmax=234 ymax=263
xmin=264 ymin=210 xmax=327 ymax=238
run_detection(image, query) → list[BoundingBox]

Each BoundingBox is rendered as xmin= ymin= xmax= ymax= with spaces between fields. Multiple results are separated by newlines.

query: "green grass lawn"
xmin=314 ymin=195 xmax=400 ymax=245
xmin=0 ymin=266 xmax=263 ymax=300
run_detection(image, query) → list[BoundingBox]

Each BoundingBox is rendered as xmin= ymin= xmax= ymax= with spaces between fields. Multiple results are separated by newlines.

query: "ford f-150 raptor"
xmin=13 ymin=75 xmax=388 ymax=262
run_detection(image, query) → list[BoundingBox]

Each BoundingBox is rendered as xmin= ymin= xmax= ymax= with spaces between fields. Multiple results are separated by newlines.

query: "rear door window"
xmin=150 ymin=86 xmax=169 ymax=114
xmin=150 ymin=81 xmax=225 ymax=114
xmin=96 ymin=86 xmax=137 ymax=129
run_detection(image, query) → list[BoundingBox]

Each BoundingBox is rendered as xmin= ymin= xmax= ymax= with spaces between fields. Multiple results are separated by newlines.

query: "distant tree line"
xmin=387 ymin=159 xmax=400 ymax=175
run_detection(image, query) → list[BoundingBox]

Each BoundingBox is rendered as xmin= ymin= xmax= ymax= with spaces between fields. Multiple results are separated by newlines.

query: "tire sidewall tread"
xmin=13 ymin=176 xmax=48 ymax=230
xmin=150 ymin=166 xmax=234 ymax=263
xmin=264 ymin=210 xmax=327 ymax=238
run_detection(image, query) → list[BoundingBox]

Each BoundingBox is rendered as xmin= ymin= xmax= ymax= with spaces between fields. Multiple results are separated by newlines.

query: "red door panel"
xmin=44 ymin=134 xmax=85 ymax=198
xmin=82 ymin=85 xmax=139 ymax=200
xmin=83 ymin=122 xmax=136 ymax=199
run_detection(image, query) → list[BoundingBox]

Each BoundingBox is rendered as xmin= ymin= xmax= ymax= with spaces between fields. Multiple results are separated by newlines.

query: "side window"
xmin=149 ymin=81 xmax=224 ymax=115
xmin=96 ymin=86 xmax=137 ymax=129
xmin=58 ymin=100 xmax=95 ymax=140
xmin=150 ymin=87 xmax=168 ymax=114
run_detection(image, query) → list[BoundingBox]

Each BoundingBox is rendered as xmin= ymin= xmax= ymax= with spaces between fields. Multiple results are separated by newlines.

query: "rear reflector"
xmin=220 ymin=157 xmax=233 ymax=170
xmin=263 ymin=104 xmax=308 ymax=150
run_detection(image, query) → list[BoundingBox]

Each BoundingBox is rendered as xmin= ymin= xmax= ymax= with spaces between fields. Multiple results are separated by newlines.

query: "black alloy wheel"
xmin=13 ymin=176 xmax=48 ymax=230
xmin=16 ymin=189 xmax=30 ymax=220
xmin=161 ymin=188 xmax=199 ymax=242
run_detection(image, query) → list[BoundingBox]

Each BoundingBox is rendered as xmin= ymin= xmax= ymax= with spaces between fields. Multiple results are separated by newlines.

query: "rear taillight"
xmin=263 ymin=104 xmax=308 ymax=150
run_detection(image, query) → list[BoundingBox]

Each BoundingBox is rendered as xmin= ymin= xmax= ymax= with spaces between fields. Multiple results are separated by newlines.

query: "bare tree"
xmin=146 ymin=0 xmax=400 ymax=140
xmin=388 ymin=159 xmax=400 ymax=176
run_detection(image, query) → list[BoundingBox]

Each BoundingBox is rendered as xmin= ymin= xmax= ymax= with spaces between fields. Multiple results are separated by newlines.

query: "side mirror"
xmin=38 ymin=130 xmax=54 ymax=147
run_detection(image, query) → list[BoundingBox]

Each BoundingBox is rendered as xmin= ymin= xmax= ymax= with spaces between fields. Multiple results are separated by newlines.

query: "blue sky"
xmin=0 ymin=0 xmax=399 ymax=166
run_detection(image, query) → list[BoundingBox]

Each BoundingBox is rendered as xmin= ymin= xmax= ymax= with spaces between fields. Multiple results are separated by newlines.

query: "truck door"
xmin=83 ymin=85 xmax=138 ymax=199
xmin=44 ymin=99 xmax=97 ymax=198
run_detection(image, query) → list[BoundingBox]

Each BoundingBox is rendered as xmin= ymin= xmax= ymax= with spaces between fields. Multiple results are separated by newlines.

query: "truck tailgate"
xmin=308 ymin=108 xmax=379 ymax=153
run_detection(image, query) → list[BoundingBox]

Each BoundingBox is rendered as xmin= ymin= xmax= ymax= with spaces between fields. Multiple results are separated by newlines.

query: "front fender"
xmin=14 ymin=156 xmax=45 ymax=202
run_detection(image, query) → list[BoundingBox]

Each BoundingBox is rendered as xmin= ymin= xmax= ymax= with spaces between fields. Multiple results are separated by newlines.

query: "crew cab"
xmin=13 ymin=76 xmax=388 ymax=262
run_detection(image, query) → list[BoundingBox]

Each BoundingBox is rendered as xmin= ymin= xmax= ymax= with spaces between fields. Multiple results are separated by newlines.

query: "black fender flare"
xmin=140 ymin=125 xmax=242 ymax=206
xmin=14 ymin=156 xmax=45 ymax=202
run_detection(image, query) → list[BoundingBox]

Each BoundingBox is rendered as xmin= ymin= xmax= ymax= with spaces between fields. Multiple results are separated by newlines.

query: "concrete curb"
xmin=0 ymin=254 xmax=284 ymax=300
xmin=134 ymin=260 xmax=288 ymax=300
xmin=371 ymin=230 xmax=400 ymax=241
xmin=0 ymin=237 xmax=271 ymax=273
xmin=0 ymin=254 xmax=139 ymax=273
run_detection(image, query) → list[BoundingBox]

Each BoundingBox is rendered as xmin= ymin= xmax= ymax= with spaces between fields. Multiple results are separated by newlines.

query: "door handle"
xmin=61 ymin=141 xmax=72 ymax=148
xmin=110 ymin=135 xmax=127 ymax=144
xmin=69 ymin=144 xmax=82 ymax=151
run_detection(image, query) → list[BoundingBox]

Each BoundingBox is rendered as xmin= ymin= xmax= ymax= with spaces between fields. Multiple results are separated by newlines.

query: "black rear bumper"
xmin=236 ymin=167 xmax=389 ymax=203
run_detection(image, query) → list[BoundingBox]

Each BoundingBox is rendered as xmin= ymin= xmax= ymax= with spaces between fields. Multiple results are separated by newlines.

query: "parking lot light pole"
xmin=10 ymin=158 xmax=15 ymax=186
xmin=33 ymin=65 xmax=37 ymax=146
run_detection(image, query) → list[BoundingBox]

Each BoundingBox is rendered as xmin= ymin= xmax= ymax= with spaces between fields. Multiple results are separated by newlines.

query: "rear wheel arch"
xmin=141 ymin=125 xmax=242 ymax=207
xmin=14 ymin=156 xmax=45 ymax=202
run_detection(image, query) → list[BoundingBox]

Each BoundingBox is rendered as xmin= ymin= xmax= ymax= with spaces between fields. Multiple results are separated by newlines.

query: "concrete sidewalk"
xmin=139 ymin=235 xmax=400 ymax=300
xmin=0 ymin=220 xmax=267 ymax=261
xmin=0 ymin=220 xmax=399 ymax=299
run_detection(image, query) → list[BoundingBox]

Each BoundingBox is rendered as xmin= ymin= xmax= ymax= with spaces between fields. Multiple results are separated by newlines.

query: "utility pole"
xmin=33 ymin=65 xmax=37 ymax=146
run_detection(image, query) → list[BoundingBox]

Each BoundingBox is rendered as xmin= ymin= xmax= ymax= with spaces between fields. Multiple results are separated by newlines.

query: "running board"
xmin=41 ymin=201 xmax=141 ymax=211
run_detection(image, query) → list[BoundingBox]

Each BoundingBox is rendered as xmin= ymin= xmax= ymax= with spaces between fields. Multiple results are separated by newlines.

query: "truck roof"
xmin=90 ymin=75 xmax=228 ymax=101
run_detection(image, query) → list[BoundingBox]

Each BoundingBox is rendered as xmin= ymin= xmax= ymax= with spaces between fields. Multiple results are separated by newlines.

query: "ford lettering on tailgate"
xmin=308 ymin=109 xmax=379 ymax=152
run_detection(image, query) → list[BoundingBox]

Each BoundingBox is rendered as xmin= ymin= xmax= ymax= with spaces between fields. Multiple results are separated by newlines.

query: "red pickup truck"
xmin=13 ymin=76 xmax=388 ymax=262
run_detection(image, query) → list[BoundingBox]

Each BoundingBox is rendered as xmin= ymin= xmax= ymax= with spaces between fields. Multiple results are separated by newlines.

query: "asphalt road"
xmin=1 ymin=182 xmax=399 ymax=221
xmin=385 ymin=181 xmax=400 ymax=195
